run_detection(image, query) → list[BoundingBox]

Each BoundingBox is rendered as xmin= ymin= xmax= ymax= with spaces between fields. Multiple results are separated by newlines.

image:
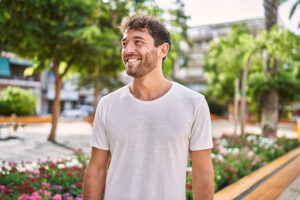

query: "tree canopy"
xmin=204 ymin=24 xmax=300 ymax=118
xmin=0 ymin=0 xmax=191 ymax=141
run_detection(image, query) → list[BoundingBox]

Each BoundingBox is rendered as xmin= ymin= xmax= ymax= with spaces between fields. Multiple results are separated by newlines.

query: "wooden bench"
xmin=0 ymin=115 xmax=51 ymax=139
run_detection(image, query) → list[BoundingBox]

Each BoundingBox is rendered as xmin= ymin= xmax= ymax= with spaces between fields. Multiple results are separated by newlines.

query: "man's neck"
xmin=129 ymin=68 xmax=172 ymax=101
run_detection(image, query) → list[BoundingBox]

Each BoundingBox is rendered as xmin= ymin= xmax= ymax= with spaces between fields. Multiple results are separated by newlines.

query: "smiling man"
xmin=83 ymin=14 xmax=214 ymax=200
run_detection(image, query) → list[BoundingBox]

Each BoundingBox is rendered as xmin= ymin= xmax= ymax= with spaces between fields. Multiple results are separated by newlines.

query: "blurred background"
xmin=1 ymin=0 xmax=299 ymax=141
xmin=0 ymin=1 xmax=300 ymax=199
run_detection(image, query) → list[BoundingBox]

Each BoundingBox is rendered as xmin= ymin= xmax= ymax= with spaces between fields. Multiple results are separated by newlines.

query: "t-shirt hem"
xmin=91 ymin=143 xmax=110 ymax=151
xmin=189 ymin=144 xmax=213 ymax=151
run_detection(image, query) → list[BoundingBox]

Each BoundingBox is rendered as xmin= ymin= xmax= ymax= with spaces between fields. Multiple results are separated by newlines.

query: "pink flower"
xmin=17 ymin=195 xmax=29 ymax=200
xmin=44 ymin=191 xmax=51 ymax=197
xmin=220 ymin=151 xmax=226 ymax=156
xmin=232 ymin=168 xmax=237 ymax=174
xmin=31 ymin=192 xmax=39 ymax=196
xmin=67 ymin=197 xmax=74 ymax=200
xmin=55 ymin=185 xmax=62 ymax=190
xmin=42 ymin=182 xmax=51 ymax=188
xmin=31 ymin=170 xmax=40 ymax=174
xmin=30 ymin=196 xmax=41 ymax=200
xmin=186 ymin=183 xmax=192 ymax=191
xmin=0 ymin=185 xmax=5 ymax=192
xmin=53 ymin=194 xmax=62 ymax=200
xmin=243 ymin=146 xmax=249 ymax=152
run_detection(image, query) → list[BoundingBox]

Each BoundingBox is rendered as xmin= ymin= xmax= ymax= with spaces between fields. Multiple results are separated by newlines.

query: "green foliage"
xmin=76 ymin=0 xmax=191 ymax=90
xmin=206 ymin=99 xmax=228 ymax=116
xmin=248 ymin=69 xmax=300 ymax=117
xmin=204 ymin=23 xmax=300 ymax=117
xmin=77 ymin=74 xmax=124 ymax=91
xmin=0 ymin=86 xmax=36 ymax=116
xmin=0 ymin=0 xmax=101 ymax=69
xmin=204 ymin=23 xmax=259 ymax=102
xmin=163 ymin=0 xmax=192 ymax=78
xmin=288 ymin=0 xmax=300 ymax=27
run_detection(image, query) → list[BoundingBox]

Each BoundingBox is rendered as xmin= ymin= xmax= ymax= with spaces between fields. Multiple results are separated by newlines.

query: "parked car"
xmin=61 ymin=105 xmax=94 ymax=118
xmin=75 ymin=105 xmax=94 ymax=114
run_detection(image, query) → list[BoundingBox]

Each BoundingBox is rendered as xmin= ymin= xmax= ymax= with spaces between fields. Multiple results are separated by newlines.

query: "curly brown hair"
xmin=120 ymin=14 xmax=171 ymax=62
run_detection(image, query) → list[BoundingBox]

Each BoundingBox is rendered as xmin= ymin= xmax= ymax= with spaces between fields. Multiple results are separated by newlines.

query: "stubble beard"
xmin=124 ymin=49 xmax=158 ymax=78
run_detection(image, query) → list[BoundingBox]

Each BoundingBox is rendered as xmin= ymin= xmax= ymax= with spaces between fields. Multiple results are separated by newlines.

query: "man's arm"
xmin=83 ymin=147 xmax=110 ymax=200
xmin=191 ymin=149 xmax=214 ymax=200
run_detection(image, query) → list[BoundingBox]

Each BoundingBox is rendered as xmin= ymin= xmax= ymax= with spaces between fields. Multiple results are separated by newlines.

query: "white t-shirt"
xmin=90 ymin=82 xmax=213 ymax=200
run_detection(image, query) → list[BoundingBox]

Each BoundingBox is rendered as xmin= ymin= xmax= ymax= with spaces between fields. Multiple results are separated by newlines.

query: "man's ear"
xmin=159 ymin=43 xmax=170 ymax=59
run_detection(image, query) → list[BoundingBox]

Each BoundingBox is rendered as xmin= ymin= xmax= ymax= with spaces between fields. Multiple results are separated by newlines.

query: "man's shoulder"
xmin=99 ymin=85 xmax=128 ymax=105
xmin=173 ymin=82 xmax=205 ymax=102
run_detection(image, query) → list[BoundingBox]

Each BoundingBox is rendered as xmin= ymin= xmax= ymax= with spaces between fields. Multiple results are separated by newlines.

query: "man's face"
xmin=121 ymin=28 xmax=158 ymax=78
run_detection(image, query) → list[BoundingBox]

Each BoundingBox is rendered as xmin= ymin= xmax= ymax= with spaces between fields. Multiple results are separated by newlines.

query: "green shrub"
xmin=0 ymin=86 xmax=36 ymax=116
xmin=207 ymin=99 xmax=228 ymax=116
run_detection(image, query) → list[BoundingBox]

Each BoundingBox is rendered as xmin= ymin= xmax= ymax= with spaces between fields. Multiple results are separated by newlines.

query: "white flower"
xmin=57 ymin=163 xmax=65 ymax=169
xmin=233 ymin=148 xmax=239 ymax=155
xmin=247 ymin=151 xmax=254 ymax=158
xmin=217 ymin=155 xmax=224 ymax=162
xmin=186 ymin=167 xmax=192 ymax=172
xmin=66 ymin=158 xmax=82 ymax=167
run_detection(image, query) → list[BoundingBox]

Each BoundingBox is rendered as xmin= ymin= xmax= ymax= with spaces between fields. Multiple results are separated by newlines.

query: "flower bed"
xmin=0 ymin=150 xmax=87 ymax=200
xmin=186 ymin=134 xmax=298 ymax=199
xmin=0 ymin=135 xmax=298 ymax=199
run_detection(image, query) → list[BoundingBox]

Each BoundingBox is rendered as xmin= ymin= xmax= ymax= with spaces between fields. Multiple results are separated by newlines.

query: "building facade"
xmin=0 ymin=52 xmax=42 ymax=114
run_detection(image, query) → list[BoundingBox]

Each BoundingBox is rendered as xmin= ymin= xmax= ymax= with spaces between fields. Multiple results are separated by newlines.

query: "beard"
xmin=123 ymin=49 xmax=158 ymax=78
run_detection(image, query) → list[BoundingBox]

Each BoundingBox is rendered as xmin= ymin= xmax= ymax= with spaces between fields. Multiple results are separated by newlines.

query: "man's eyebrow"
xmin=121 ymin=36 xmax=146 ymax=43
xmin=133 ymin=36 xmax=145 ymax=41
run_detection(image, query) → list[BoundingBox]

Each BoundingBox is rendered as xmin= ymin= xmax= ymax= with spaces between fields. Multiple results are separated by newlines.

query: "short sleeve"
xmin=189 ymin=96 xmax=213 ymax=151
xmin=90 ymin=99 xmax=110 ymax=151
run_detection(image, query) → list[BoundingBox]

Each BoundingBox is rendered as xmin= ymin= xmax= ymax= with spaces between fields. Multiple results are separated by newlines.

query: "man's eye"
xmin=135 ymin=40 xmax=143 ymax=44
xmin=122 ymin=43 xmax=127 ymax=48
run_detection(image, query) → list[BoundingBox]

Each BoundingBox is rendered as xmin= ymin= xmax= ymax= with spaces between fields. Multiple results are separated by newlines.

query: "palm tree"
xmin=261 ymin=0 xmax=280 ymax=136
xmin=289 ymin=0 xmax=299 ymax=21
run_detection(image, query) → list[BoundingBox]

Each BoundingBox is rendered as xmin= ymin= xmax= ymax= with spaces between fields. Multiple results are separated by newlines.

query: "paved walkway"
xmin=277 ymin=175 xmax=300 ymax=200
xmin=0 ymin=118 xmax=93 ymax=162
xmin=0 ymin=118 xmax=297 ymax=162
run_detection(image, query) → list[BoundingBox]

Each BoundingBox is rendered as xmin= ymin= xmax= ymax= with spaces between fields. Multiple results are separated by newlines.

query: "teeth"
xmin=128 ymin=59 xmax=137 ymax=63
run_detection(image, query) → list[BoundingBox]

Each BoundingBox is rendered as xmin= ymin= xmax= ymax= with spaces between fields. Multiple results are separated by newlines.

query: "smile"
xmin=128 ymin=59 xmax=138 ymax=63
xmin=126 ymin=57 xmax=141 ymax=64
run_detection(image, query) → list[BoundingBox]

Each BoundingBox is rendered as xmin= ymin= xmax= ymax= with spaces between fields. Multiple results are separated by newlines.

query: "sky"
xmin=156 ymin=0 xmax=300 ymax=34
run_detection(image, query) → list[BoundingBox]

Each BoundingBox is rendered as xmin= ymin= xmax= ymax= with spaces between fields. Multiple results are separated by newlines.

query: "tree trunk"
xmin=261 ymin=0 xmax=280 ymax=136
xmin=263 ymin=0 xmax=279 ymax=31
xmin=234 ymin=78 xmax=240 ymax=136
xmin=240 ymin=50 xmax=255 ymax=138
xmin=93 ymin=82 xmax=99 ymax=114
xmin=48 ymin=61 xmax=62 ymax=142
xmin=261 ymin=89 xmax=279 ymax=136
xmin=48 ymin=58 xmax=73 ymax=142
xmin=93 ymin=65 xmax=100 ymax=114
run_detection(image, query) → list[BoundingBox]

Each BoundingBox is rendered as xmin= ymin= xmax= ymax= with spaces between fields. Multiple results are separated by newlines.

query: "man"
xmin=83 ymin=14 xmax=214 ymax=200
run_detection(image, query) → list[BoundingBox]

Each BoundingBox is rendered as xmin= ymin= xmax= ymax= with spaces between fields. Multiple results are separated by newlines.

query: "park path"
xmin=0 ymin=118 xmax=297 ymax=162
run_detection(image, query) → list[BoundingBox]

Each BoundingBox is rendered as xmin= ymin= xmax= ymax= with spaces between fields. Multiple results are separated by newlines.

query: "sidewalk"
xmin=0 ymin=118 xmax=297 ymax=162
xmin=0 ymin=118 xmax=93 ymax=162
xmin=277 ymin=175 xmax=300 ymax=200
